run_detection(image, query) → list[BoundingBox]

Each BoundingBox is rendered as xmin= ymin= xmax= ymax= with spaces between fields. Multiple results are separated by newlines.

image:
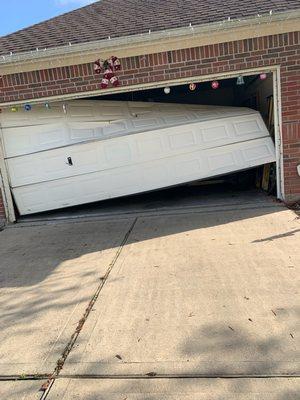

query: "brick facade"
xmin=0 ymin=31 xmax=299 ymax=219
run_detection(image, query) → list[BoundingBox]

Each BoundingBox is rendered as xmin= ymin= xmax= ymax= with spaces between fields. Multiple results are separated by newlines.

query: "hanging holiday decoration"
xmin=62 ymin=103 xmax=67 ymax=114
xmin=45 ymin=102 xmax=51 ymax=109
xmin=11 ymin=106 xmax=18 ymax=112
xmin=112 ymin=57 xmax=121 ymax=71
xmin=24 ymin=104 xmax=32 ymax=111
xmin=93 ymin=56 xmax=121 ymax=89
xmin=103 ymin=67 xmax=114 ymax=80
xmin=211 ymin=81 xmax=219 ymax=89
xmin=107 ymin=56 xmax=122 ymax=71
xmin=259 ymin=73 xmax=267 ymax=80
xmin=100 ymin=78 xmax=109 ymax=89
xmin=236 ymin=75 xmax=245 ymax=85
xmin=189 ymin=83 xmax=197 ymax=91
xmin=94 ymin=59 xmax=104 ymax=74
xmin=164 ymin=87 xmax=171 ymax=94
xmin=110 ymin=76 xmax=120 ymax=87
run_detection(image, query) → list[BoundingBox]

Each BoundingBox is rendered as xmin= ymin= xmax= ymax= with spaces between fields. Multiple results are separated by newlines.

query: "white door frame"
xmin=0 ymin=65 xmax=283 ymax=223
xmin=0 ymin=125 xmax=16 ymax=222
xmin=272 ymin=66 xmax=284 ymax=201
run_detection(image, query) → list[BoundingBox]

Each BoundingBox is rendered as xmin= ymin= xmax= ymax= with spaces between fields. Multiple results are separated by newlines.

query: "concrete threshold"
xmin=13 ymin=201 xmax=283 ymax=228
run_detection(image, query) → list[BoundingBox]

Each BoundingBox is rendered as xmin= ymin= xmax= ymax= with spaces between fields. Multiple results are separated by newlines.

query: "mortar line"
xmin=39 ymin=217 xmax=138 ymax=400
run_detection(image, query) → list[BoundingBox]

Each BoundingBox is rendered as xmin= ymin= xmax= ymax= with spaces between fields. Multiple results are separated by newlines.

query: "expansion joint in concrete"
xmin=39 ymin=217 xmax=138 ymax=399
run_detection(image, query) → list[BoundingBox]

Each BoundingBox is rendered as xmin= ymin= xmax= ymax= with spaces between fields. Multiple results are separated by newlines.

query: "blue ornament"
xmin=24 ymin=104 xmax=32 ymax=111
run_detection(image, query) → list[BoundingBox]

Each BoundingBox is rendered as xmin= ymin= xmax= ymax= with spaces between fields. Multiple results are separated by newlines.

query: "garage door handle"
xmin=66 ymin=156 xmax=73 ymax=166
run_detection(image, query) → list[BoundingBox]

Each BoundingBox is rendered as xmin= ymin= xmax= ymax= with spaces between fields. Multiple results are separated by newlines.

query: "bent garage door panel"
xmin=0 ymin=101 xmax=276 ymax=215
xmin=7 ymin=113 xmax=269 ymax=187
xmin=13 ymin=138 xmax=275 ymax=215
xmin=2 ymin=102 xmax=255 ymax=158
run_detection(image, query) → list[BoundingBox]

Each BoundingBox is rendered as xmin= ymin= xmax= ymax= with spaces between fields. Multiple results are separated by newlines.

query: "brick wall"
xmin=0 ymin=31 xmax=299 ymax=219
xmin=282 ymin=122 xmax=300 ymax=202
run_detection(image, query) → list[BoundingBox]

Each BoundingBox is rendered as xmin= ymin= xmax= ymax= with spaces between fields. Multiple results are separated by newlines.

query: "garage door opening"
xmin=101 ymin=72 xmax=277 ymax=193
xmin=0 ymin=70 xmax=279 ymax=222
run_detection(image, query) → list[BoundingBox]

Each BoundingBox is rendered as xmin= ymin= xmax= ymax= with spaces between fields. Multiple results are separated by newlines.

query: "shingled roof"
xmin=1 ymin=0 xmax=300 ymax=56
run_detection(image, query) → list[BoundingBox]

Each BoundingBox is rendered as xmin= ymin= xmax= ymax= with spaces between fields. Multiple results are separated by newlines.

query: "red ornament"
xmin=113 ymin=58 xmax=121 ymax=71
xmin=211 ymin=80 xmax=219 ymax=89
xmin=100 ymin=78 xmax=109 ymax=89
xmin=110 ymin=76 xmax=119 ymax=87
xmin=260 ymin=73 xmax=267 ymax=80
xmin=94 ymin=59 xmax=103 ymax=74
xmin=103 ymin=68 xmax=114 ymax=80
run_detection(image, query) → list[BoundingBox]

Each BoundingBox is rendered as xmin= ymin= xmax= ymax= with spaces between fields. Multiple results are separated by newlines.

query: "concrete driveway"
xmin=0 ymin=191 xmax=299 ymax=399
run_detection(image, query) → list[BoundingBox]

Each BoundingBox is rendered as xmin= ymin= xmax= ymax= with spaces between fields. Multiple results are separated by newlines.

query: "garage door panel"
xmin=201 ymin=125 xmax=231 ymax=143
xmin=173 ymin=159 xmax=201 ymax=178
xmin=102 ymin=121 xmax=128 ymax=136
xmin=1 ymin=101 xmax=276 ymax=215
xmin=1 ymin=103 xmax=260 ymax=159
xmin=13 ymin=136 xmax=276 ymax=215
xmin=233 ymin=116 xmax=266 ymax=136
xmin=2 ymin=129 xmax=32 ymax=157
xmin=137 ymin=136 xmax=163 ymax=156
xmin=7 ymin=158 xmax=39 ymax=185
xmin=4 ymin=121 xmax=114 ymax=158
xmin=7 ymin=110 xmax=272 ymax=188
xmin=68 ymin=122 xmax=104 ymax=141
xmin=242 ymin=142 xmax=274 ymax=161
xmin=207 ymin=152 xmax=237 ymax=171
xmin=37 ymin=126 xmax=66 ymax=147
xmin=0 ymin=105 xmax=64 ymax=128
xmin=7 ymin=146 xmax=102 ymax=187
xmin=168 ymin=129 xmax=196 ymax=149
xmin=2 ymin=124 xmax=69 ymax=157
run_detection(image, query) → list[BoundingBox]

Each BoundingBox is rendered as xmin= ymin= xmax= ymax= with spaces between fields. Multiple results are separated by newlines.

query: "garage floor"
xmin=18 ymin=183 xmax=273 ymax=223
xmin=0 ymin=190 xmax=299 ymax=399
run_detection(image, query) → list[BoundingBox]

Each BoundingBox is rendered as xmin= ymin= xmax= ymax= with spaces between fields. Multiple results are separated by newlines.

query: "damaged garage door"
xmin=0 ymin=100 xmax=276 ymax=215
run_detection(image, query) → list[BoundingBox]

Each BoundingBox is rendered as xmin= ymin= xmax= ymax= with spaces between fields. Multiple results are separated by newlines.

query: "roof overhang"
xmin=0 ymin=10 xmax=299 ymax=75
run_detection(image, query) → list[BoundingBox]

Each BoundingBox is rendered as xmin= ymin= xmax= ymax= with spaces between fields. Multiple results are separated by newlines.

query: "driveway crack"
xmin=39 ymin=217 xmax=138 ymax=399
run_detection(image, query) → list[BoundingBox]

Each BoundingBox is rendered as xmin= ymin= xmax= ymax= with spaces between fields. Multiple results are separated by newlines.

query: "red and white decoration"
xmin=94 ymin=59 xmax=104 ymax=74
xmin=93 ymin=56 xmax=121 ymax=89
xmin=189 ymin=83 xmax=197 ymax=91
xmin=100 ymin=78 xmax=110 ymax=89
xmin=259 ymin=73 xmax=267 ymax=80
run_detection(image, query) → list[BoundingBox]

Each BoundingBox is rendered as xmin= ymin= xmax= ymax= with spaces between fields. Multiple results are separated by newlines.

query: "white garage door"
xmin=0 ymin=100 xmax=276 ymax=215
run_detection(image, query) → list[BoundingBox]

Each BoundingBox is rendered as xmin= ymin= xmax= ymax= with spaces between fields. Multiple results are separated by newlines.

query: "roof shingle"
xmin=0 ymin=0 xmax=299 ymax=56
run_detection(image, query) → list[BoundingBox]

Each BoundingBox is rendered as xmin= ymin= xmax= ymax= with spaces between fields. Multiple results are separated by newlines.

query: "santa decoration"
xmin=100 ymin=78 xmax=109 ymax=89
xmin=110 ymin=76 xmax=119 ymax=87
xmin=93 ymin=59 xmax=103 ymax=74
xmin=113 ymin=57 xmax=121 ymax=71
xmin=93 ymin=56 xmax=121 ymax=89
